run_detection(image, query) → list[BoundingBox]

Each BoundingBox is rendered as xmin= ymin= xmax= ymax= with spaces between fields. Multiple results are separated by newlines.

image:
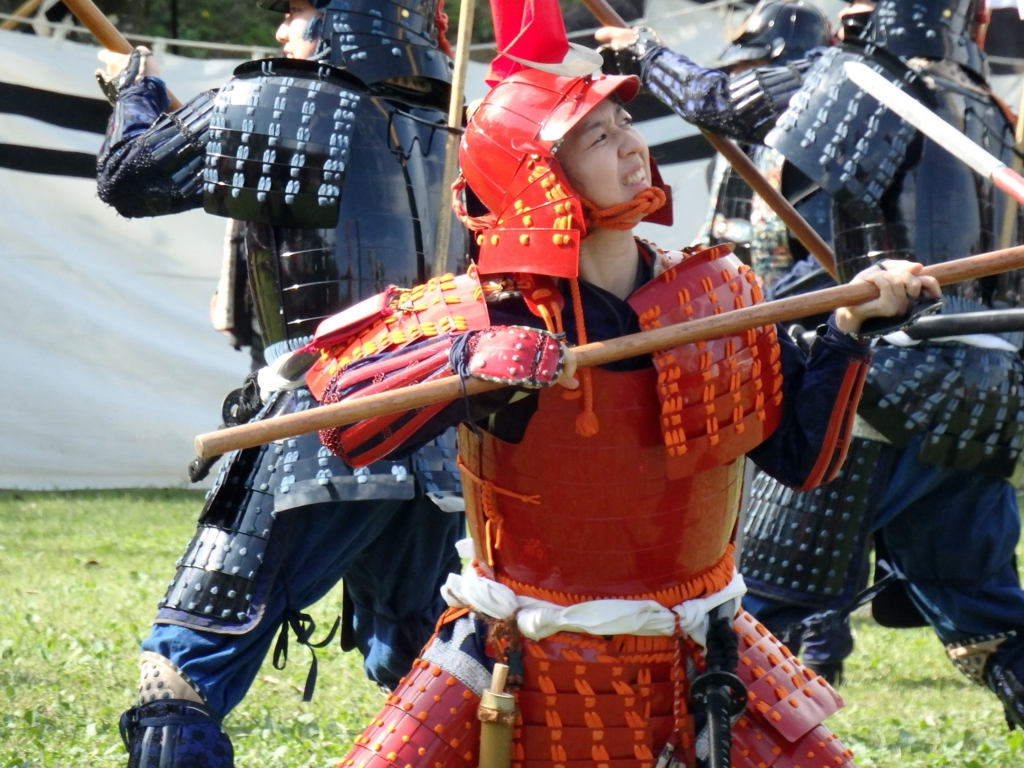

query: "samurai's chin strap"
xmin=137 ymin=651 xmax=207 ymax=707
xmin=581 ymin=187 xmax=667 ymax=231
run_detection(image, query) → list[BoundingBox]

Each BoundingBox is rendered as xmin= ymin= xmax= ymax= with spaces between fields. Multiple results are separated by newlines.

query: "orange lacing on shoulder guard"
xmin=457 ymin=455 xmax=541 ymax=568
xmin=493 ymin=544 xmax=736 ymax=608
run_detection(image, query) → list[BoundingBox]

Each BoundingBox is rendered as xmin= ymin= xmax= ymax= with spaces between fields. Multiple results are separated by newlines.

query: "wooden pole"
xmin=0 ymin=0 xmax=42 ymax=31
xmin=193 ymin=243 xmax=1024 ymax=457
xmin=575 ymin=0 xmax=839 ymax=280
xmin=62 ymin=0 xmax=183 ymax=110
xmin=997 ymin=82 xmax=1024 ymax=250
xmin=432 ymin=0 xmax=477 ymax=278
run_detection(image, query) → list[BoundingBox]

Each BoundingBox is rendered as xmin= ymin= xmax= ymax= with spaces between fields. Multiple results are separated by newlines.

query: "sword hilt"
xmin=689 ymin=607 xmax=747 ymax=768
xmin=690 ymin=670 xmax=746 ymax=768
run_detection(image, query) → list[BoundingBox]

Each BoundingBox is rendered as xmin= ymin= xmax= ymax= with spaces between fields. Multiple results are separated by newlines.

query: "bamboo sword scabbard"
xmin=193 ymin=244 xmax=1024 ymax=458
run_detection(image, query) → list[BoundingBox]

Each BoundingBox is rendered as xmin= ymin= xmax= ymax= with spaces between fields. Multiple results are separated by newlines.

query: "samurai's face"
xmin=276 ymin=0 xmax=322 ymax=60
xmin=555 ymin=98 xmax=652 ymax=215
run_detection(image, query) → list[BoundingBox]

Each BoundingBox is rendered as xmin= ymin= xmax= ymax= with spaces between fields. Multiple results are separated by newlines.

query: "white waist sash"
xmin=441 ymin=539 xmax=746 ymax=648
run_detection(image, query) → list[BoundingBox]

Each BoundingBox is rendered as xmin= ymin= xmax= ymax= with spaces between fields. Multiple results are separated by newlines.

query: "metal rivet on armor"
xmin=145 ymin=683 xmax=152 ymax=691
xmin=188 ymin=602 xmax=197 ymax=610
xmin=227 ymin=590 xmax=237 ymax=599
xmin=237 ymin=612 xmax=247 ymax=621
xmin=204 ymin=605 xmax=213 ymax=614
xmin=222 ymin=609 xmax=232 ymax=618
xmin=231 ymin=567 xmax=240 ymax=574
xmin=259 ymin=483 xmax=269 ymax=491
xmin=209 ymin=586 xmax=219 ymax=595
xmin=490 ymin=235 xmax=499 ymax=245
xmin=392 ymin=47 xmax=402 ymax=56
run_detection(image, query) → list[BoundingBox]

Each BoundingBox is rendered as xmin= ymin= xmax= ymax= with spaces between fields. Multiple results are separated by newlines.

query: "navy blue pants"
xmin=143 ymin=493 xmax=462 ymax=718
xmin=744 ymin=433 xmax=1024 ymax=672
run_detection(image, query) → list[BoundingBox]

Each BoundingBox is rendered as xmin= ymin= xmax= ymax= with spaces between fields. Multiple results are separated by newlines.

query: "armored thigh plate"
xmin=741 ymin=437 xmax=885 ymax=609
xmin=859 ymin=343 xmax=1024 ymax=477
xmin=155 ymin=388 xmax=428 ymax=634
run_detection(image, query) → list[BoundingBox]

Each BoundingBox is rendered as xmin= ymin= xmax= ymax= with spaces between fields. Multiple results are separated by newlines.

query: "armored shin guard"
xmin=119 ymin=653 xmax=233 ymax=768
xmin=947 ymin=632 xmax=1024 ymax=730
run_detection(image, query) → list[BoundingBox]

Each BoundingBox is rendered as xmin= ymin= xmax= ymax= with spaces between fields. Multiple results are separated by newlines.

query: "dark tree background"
xmin=0 ymin=0 xmax=643 ymax=55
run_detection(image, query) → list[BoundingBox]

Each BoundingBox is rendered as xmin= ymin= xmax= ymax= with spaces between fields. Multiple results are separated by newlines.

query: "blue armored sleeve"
xmin=641 ymin=47 xmax=804 ymax=144
xmin=747 ymin=318 xmax=872 ymax=489
xmin=97 ymin=76 xmax=214 ymax=218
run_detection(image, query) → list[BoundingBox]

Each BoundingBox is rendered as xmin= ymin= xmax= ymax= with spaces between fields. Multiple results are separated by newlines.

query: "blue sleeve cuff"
xmin=122 ymin=76 xmax=171 ymax=114
xmin=818 ymin=315 xmax=874 ymax=357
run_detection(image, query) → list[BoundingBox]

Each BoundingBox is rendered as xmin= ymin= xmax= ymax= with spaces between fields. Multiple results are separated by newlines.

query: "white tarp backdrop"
xmin=1 ymin=1 xmax=1021 ymax=488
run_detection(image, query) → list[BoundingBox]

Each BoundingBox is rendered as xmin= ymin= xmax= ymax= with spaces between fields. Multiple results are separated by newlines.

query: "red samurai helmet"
xmin=456 ymin=0 xmax=672 ymax=281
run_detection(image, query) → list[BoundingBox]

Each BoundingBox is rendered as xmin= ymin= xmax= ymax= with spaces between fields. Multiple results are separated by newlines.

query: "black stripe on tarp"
xmin=649 ymin=133 xmax=715 ymax=165
xmin=0 ymin=81 xmax=112 ymax=135
xmin=0 ymin=144 xmax=97 ymax=178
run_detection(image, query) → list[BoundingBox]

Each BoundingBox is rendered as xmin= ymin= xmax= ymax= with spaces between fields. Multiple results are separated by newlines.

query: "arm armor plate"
xmin=642 ymin=47 xmax=804 ymax=144
xmin=98 ymin=81 xmax=214 ymax=218
xmin=307 ymin=269 xmax=490 ymax=466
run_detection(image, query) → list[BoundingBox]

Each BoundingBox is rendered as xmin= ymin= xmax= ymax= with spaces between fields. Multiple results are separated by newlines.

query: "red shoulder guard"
xmin=306 ymin=266 xmax=489 ymax=400
xmin=305 ymin=267 xmax=490 ymax=466
xmin=628 ymin=243 xmax=783 ymax=479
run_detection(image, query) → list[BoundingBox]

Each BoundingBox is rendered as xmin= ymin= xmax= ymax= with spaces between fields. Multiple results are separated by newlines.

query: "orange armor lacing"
xmin=581 ymin=187 xmax=667 ymax=231
xmin=456 ymin=455 xmax=541 ymax=567
xmin=487 ymin=543 xmax=737 ymax=609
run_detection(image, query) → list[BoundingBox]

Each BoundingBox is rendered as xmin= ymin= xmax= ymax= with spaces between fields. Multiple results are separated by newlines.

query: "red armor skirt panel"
xmin=457 ymin=367 xmax=744 ymax=604
xmin=336 ymin=612 xmax=852 ymax=768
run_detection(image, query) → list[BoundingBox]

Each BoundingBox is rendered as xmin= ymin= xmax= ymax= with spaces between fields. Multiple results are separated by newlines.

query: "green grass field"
xmin=2 ymin=489 xmax=1024 ymax=767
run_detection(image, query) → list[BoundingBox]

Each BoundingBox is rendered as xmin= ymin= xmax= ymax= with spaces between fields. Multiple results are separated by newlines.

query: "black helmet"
xmin=717 ymin=0 xmax=832 ymax=68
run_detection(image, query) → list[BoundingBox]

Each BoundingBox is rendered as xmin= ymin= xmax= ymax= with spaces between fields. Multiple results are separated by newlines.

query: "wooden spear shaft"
xmin=63 ymin=0 xmax=183 ymax=110
xmin=576 ymin=0 xmax=838 ymax=280
xmin=193 ymin=243 xmax=1024 ymax=458
xmin=432 ymin=0 xmax=477 ymax=278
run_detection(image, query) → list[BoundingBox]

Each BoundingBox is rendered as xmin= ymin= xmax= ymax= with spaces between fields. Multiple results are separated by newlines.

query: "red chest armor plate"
xmin=458 ymin=245 xmax=783 ymax=606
